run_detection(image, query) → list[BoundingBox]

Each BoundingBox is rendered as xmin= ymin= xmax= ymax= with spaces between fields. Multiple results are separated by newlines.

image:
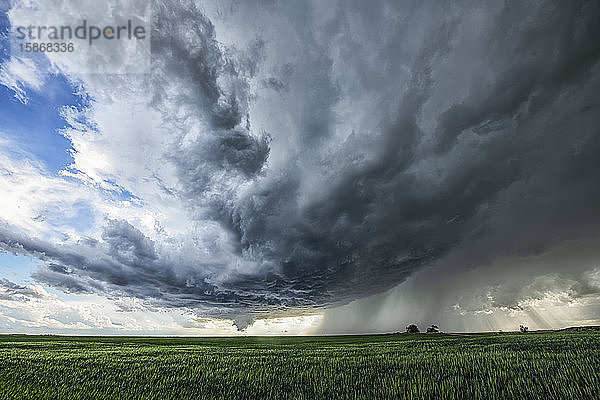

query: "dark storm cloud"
xmin=2 ymin=0 xmax=600 ymax=328
xmin=1 ymin=223 xmax=236 ymax=314
xmin=150 ymin=0 xmax=271 ymax=208
xmin=219 ymin=0 xmax=600 ymax=307
xmin=317 ymin=238 xmax=600 ymax=334
xmin=225 ymin=0 xmax=600 ymax=314
xmin=1 ymin=219 xmax=317 ymax=325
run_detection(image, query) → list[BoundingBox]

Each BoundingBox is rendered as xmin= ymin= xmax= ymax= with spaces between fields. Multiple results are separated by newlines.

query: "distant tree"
xmin=406 ymin=324 xmax=420 ymax=333
xmin=426 ymin=324 xmax=440 ymax=333
xmin=519 ymin=325 xmax=529 ymax=333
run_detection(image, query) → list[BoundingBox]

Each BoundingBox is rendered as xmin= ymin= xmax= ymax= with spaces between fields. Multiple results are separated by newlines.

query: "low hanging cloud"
xmin=0 ymin=278 xmax=51 ymax=302
xmin=317 ymin=238 xmax=600 ymax=334
xmin=1 ymin=0 xmax=600 ymax=330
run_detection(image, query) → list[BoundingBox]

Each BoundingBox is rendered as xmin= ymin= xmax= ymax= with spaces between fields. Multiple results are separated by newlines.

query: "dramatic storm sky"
xmin=0 ymin=0 xmax=599 ymax=334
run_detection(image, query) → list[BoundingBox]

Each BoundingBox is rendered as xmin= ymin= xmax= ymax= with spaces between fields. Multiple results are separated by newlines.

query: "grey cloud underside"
xmin=318 ymin=238 xmax=600 ymax=334
xmin=3 ymin=0 xmax=600 ymax=326
xmin=0 ymin=278 xmax=50 ymax=302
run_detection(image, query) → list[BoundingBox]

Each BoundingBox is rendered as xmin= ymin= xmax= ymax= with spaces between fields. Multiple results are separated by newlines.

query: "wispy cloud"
xmin=0 ymin=56 xmax=44 ymax=103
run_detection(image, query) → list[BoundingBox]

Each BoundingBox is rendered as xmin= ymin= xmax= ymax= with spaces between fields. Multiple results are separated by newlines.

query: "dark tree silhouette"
xmin=406 ymin=324 xmax=420 ymax=333
xmin=426 ymin=324 xmax=440 ymax=333
xmin=519 ymin=325 xmax=529 ymax=333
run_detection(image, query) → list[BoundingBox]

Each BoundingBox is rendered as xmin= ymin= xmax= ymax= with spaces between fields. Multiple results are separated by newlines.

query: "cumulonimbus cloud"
xmin=1 ymin=0 xmax=600 ymax=329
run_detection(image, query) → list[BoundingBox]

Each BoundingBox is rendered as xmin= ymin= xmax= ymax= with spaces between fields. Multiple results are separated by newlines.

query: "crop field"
xmin=0 ymin=331 xmax=598 ymax=399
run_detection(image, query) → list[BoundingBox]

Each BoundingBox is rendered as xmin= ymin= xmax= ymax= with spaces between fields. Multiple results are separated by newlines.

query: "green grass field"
xmin=0 ymin=331 xmax=598 ymax=399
